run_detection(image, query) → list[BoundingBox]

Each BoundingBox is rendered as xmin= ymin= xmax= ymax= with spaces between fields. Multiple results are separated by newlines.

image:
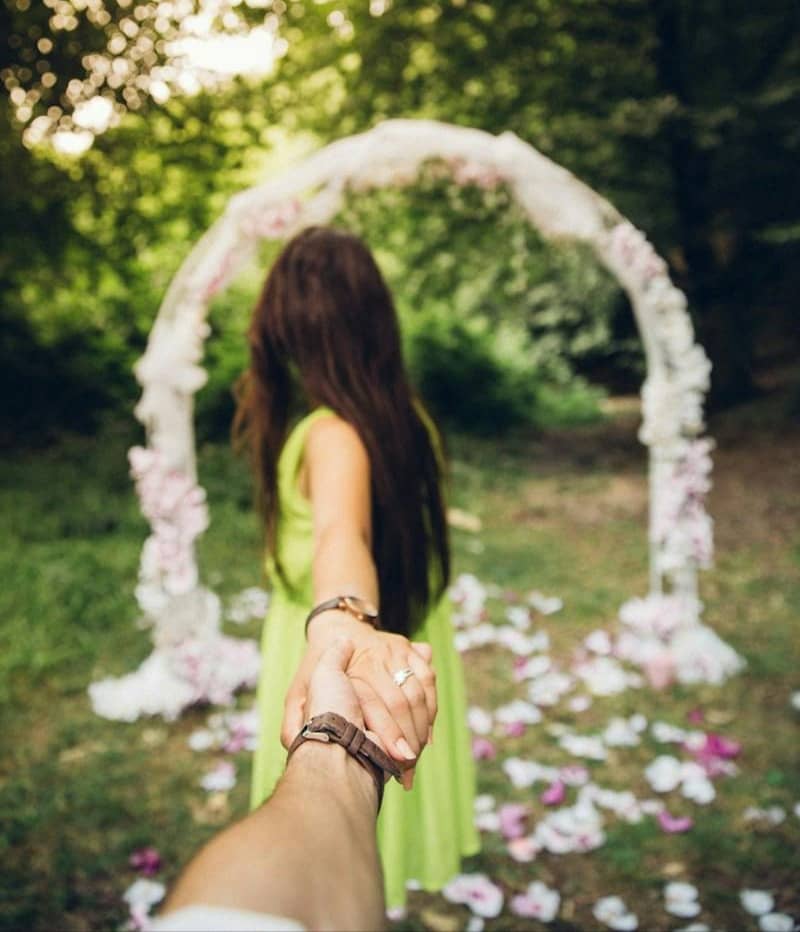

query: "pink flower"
xmin=541 ymin=779 xmax=566 ymax=806
xmin=499 ymin=803 xmax=530 ymax=839
xmin=657 ymin=811 xmax=694 ymax=833
xmin=702 ymin=733 xmax=741 ymax=759
xmin=129 ymin=847 xmax=162 ymax=876
xmin=687 ymin=707 xmax=705 ymax=724
xmin=472 ymin=737 xmax=497 ymax=761
xmin=507 ymin=836 xmax=540 ymax=862
xmin=504 ymin=720 xmax=526 ymax=738
xmin=643 ymin=651 xmax=675 ymax=690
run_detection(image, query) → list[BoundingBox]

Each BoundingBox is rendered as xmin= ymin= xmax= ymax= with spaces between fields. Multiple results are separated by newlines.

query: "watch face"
xmin=342 ymin=595 xmax=379 ymax=620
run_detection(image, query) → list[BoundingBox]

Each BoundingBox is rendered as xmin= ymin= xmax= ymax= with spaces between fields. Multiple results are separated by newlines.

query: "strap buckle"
xmin=301 ymin=720 xmax=331 ymax=742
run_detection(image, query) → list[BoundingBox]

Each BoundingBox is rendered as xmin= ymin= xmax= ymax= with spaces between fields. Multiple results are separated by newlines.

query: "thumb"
xmin=312 ymin=637 xmax=356 ymax=678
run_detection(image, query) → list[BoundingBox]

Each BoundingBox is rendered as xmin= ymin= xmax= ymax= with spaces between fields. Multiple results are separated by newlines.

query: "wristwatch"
xmin=287 ymin=712 xmax=402 ymax=810
xmin=304 ymin=594 xmax=380 ymax=636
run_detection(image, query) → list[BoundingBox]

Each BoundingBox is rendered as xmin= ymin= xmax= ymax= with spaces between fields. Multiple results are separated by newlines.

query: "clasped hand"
xmin=281 ymin=615 xmax=437 ymax=790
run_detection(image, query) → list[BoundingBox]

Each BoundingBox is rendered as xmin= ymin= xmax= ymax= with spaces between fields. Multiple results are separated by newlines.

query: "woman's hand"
xmin=281 ymin=615 xmax=437 ymax=787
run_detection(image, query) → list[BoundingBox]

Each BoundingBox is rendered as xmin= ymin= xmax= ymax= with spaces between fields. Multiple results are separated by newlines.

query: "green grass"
xmin=1 ymin=402 xmax=799 ymax=931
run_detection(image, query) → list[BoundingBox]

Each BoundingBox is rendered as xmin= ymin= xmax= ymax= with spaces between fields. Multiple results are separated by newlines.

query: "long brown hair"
xmin=233 ymin=226 xmax=450 ymax=636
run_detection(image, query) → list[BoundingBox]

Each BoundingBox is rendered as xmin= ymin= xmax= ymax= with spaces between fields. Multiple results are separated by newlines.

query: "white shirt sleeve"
xmin=151 ymin=904 xmax=306 ymax=931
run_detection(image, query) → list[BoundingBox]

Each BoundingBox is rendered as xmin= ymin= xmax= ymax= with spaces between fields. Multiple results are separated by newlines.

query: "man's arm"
xmin=159 ymin=641 xmax=388 ymax=932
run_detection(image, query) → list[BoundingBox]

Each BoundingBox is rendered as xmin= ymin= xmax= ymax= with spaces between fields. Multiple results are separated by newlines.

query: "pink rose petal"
xmin=541 ymin=779 xmax=566 ymax=806
xmin=504 ymin=720 xmax=526 ymax=738
xmin=499 ymin=803 xmax=530 ymax=839
xmin=657 ymin=811 xmax=694 ymax=833
xmin=129 ymin=847 xmax=162 ymax=877
xmin=472 ymin=737 xmax=497 ymax=761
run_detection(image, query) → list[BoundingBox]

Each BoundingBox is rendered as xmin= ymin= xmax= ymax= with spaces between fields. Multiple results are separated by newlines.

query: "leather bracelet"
xmin=287 ymin=712 xmax=402 ymax=812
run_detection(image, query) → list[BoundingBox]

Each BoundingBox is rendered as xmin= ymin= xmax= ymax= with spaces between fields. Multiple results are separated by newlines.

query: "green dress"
xmin=250 ymin=407 xmax=479 ymax=909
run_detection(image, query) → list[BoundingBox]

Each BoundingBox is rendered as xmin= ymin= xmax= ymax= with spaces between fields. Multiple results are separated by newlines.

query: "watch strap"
xmin=287 ymin=712 xmax=402 ymax=811
xmin=304 ymin=596 xmax=380 ymax=636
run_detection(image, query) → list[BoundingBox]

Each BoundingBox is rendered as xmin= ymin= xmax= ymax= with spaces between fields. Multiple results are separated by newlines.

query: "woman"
xmin=234 ymin=226 xmax=478 ymax=909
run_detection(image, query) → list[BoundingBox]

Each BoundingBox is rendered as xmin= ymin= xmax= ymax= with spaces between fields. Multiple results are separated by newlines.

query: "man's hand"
xmin=304 ymin=638 xmax=364 ymax=726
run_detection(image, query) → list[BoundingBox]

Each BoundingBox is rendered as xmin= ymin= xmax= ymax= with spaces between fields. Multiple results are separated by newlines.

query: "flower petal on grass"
xmin=541 ymin=779 xmax=566 ymax=806
xmin=128 ymin=847 xmax=162 ymax=876
xmin=758 ymin=914 xmax=795 ymax=932
xmin=510 ymin=881 xmax=560 ymax=922
xmin=472 ymin=737 xmax=497 ymax=761
xmin=507 ymin=835 xmax=540 ymax=862
xmin=123 ymin=879 xmax=166 ymax=910
xmin=467 ymin=706 xmax=493 ymax=735
xmin=658 ymin=811 xmax=694 ymax=833
xmin=499 ymin=803 xmax=530 ymax=839
xmin=442 ymin=874 xmax=504 ymax=919
xmin=200 ymin=760 xmax=236 ymax=792
xmin=593 ymin=896 xmax=638 ymax=930
xmin=741 ymin=890 xmax=776 ymax=916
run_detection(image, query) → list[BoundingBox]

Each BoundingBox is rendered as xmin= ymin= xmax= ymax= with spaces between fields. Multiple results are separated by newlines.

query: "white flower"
xmin=645 ymin=755 xmax=683 ymax=793
xmin=505 ymin=605 xmax=531 ymax=629
xmin=575 ymin=657 xmax=631 ymax=696
xmin=559 ymin=733 xmax=607 ymax=761
xmin=569 ymin=694 xmax=592 ymax=713
xmin=603 ymin=717 xmax=642 ymax=747
xmin=528 ymin=591 xmax=563 ymax=615
xmin=474 ymin=793 xmax=496 ymax=814
xmin=495 ymin=699 xmax=542 ymax=725
xmin=516 ymin=655 xmax=552 ymax=680
xmin=674 ymin=924 xmax=710 ymax=932
xmin=528 ymin=670 xmax=574 ymax=706
xmin=123 ymin=879 xmax=166 ymax=910
xmin=790 ymin=690 xmax=800 ymax=712
xmin=466 ymin=918 xmax=485 ymax=932
xmin=474 ymin=811 xmax=501 ymax=832
xmin=503 ymin=757 xmax=559 ymax=789
xmin=741 ymin=891 xmax=775 ymax=916
xmin=467 ymin=706 xmax=493 ymax=735
xmin=681 ymin=774 xmax=715 ymax=805
xmin=510 ymin=881 xmax=560 ymax=922
xmin=449 ymin=574 xmax=488 ymax=628
xmin=200 ymin=760 xmax=236 ymax=792
xmin=187 ymin=728 xmax=216 ymax=751
xmin=442 ymin=873 xmax=503 ymax=919
xmin=664 ymin=882 xmax=701 ymax=918
xmin=593 ymin=895 xmax=638 ymax=930
xmin=584 ymin=629 xmax=613 ymax=655
xmin=226 ymin=586 xmax=270 ymax=624
xmin=759 ymin=914 xmax=796 ymax=932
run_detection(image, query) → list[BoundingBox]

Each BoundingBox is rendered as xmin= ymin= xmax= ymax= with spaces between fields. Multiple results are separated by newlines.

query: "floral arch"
xmin=89 ymin=119 xmax=743 ymax=721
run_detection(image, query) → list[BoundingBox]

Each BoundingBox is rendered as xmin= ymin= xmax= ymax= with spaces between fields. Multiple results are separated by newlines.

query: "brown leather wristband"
xmin=287 ymin=712 xmax=402 ymax=811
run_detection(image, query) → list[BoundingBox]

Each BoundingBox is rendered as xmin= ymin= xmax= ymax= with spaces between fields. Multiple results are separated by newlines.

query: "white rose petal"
xmin=741 ymin=891 xmax=776 ymax=917
xmin=759 ymin=914 xmax=795 ymax=932
xmin=467 ymin=707 xmax=493 ymax=735
xmin=645 ymin=755 xmax=683 ymax=793
xmin=123 ymin=879 xmax=166 ymax=910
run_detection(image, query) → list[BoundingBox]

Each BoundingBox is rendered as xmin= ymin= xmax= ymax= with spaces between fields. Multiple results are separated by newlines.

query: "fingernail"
xmin=395 ymin=737 xmax=417 ymax=761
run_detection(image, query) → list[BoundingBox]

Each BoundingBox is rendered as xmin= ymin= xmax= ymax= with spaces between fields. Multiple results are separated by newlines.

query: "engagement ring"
xmin=392 ymin=668 xmax=415 ymax=687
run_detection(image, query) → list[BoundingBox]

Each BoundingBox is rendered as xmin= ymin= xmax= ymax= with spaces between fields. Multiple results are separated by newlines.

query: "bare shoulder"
xmin=304 ymin=413 xmax=370 ymax=481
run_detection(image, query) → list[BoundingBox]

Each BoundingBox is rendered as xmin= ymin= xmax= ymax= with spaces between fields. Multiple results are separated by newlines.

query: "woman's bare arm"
xmin=281 ymin=414 xmax=437 ymax=773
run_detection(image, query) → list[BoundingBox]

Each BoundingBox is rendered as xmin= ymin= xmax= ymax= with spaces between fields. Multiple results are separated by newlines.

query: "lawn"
xmin=1 ymin=393 xmax=798 ymax=932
